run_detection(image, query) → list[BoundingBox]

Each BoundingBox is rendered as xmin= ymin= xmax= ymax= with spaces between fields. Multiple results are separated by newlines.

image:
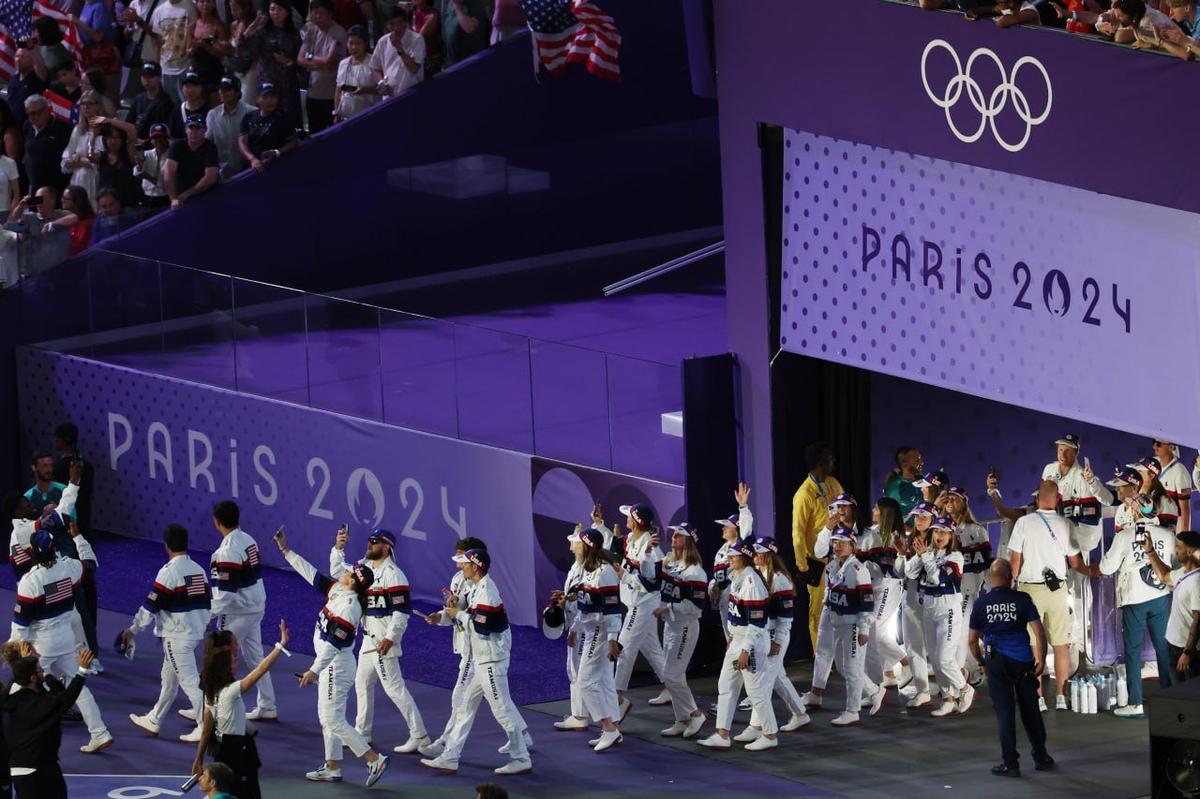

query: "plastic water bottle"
xmin=1106 ymin=674 xmax=1117 ymax=709
xmin=1117 ymin=667 xmax=1128 ymax=708
xmin=1087 ymin=678 xmax=1098 ymax=714
xmin=1071 ymin=677 xmax=1081 ymax=712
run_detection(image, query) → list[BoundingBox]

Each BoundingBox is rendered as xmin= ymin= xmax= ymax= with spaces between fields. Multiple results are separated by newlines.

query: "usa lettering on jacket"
xmin=660 ymin=564 xmax=708 ymax=610
xmin=824 ymin=557 xmax=875 ymax=616
xmin=622 ymin=532 xmax=664 ymax=594
xmin=726 ymin=570 xmax=769 ymax=628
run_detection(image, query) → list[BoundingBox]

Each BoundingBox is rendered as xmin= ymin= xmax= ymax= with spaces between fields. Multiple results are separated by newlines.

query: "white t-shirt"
xmin=335 ymin=57 xmax=379 ymax=119
xmin=0 ymin=154 xmax=18 ymax=212
xmin=369 ymin=27 xmax=425 ymax=95
xmin=1167 ymin=567 xmax=1200 ymax=648
xmin=151 ymin=0 xmax=198 ymax=75
xmin=1099 ymin=523 xmax=1174 ymax=607
xmin=0 ymin=228 xmax=18 ymax=289
xmin=206 ymin=681 xmax=246 ymax=736
xmin=1008 ymin=510 xmax=1080 ymax=582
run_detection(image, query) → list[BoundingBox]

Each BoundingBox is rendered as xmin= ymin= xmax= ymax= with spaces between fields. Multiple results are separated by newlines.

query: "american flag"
xmin=45 ymin=577 xmax=74 ymax=603
xmin=184 ymin=573 xmax=208 ymax=597
xmin=0 ymin=0 xmax=82 ymax=81
xmin=246 ymin=544 xmax=260 ymax=567
xmin=33 ymin=0 xmax=83 ymax=73
xmin=520 ymin=0 xmax=621 ymax=83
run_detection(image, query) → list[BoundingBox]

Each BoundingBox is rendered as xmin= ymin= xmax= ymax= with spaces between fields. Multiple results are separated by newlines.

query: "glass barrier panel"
xmin=379 ymin=311 xmax=459 ymax=437
xmin=231 ymin=278 xmax=309 ymax=405
xmin=159 ymin=266 xmax=235 ymax=389
xmin=305 ymin=295 xmax=383 ymax=421
xmin=453 ymin=324 xmax=533 ymax=452
xmin=85 ymin=252 xmax=164 ymax=370
xmin=529 ymin=340 xmax=610 ymax=470
xmin=16 ymin=258 xmax=91 ymax=348
xmin=607 ymin=354 xmax=684 ymax=484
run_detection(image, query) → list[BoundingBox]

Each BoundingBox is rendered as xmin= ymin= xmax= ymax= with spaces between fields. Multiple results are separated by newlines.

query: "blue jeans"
xmin=1121 ymin=594 xmax=1173 ymax=705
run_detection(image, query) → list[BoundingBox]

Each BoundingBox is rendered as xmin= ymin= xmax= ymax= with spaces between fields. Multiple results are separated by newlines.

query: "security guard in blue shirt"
xmin=968 ymin=558 xmax=1055 ymax=778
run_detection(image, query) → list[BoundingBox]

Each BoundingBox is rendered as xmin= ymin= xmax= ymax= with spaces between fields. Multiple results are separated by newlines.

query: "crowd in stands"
xmin=911 ymin=0 xmax=1200 ymax=59
xmin=0 ymin=0 xmax=529 ymax=289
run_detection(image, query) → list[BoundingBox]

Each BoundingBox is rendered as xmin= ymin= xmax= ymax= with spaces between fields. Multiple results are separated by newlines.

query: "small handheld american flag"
xmin=520 ymin=0 xmax=620 ymax=83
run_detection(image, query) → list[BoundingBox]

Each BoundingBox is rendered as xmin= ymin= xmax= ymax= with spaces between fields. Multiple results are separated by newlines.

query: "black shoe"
xmin=991 ymin=764 xmax=1021 ymax=778
xmin=1034 ymin=756 xmax=1056 ymax=772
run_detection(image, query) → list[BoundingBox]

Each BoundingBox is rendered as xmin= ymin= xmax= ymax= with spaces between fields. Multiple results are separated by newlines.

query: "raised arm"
xmin=240 ymin=619 xmax=288 ymax=693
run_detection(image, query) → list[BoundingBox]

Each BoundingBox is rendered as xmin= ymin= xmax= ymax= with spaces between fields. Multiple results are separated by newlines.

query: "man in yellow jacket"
xmin=791 ymin=442 xmax=844 ymax=650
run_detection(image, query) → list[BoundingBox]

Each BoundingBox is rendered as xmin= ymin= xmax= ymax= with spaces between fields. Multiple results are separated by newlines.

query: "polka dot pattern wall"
xmin=779 ymin=128 xmax=1200 ymax=447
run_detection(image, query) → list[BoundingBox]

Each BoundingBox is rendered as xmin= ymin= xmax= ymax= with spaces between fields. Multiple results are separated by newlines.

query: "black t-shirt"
xmin=22 ymin=118 xmax=71 ymax=193
xmin=239 ymin=110 xmax=295 ymax=158
xmin=130 ymin=91 xmax=177 ymax=141
xmin=165 ymin=139 xmax=218 ymax=194
xmin=969 ymin=586 xmax=1039 ymax=663
xmin=7 ymin=71 xmax=48 ymax=127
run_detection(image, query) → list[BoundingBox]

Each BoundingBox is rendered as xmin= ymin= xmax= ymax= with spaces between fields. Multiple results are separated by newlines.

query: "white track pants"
xmin=920 ymin=595 xmax=965 ymax=699
xmin=957 ymin=573 xmax=986 ymax=674
xmin=149 ymin=637 xmax=202 ymax=726
xmin=715 ymin=637 xmax=776 ymax=735
xmin=217 ymin=612 xmax=276 ymax=713
xmin=355 ymin=649 xmax=427 ymax=741
xmin=750 ymin=630 xmax=805 ymax=727
xmin=577 ymin=626 xmax=620 ymax=722
xmin=435 ymin=655 xmax=473 ymax=744
xmin=42 ymin=650 xmax=107 ymax=738
xmin=320 ymin=650 xmax=371 ymax=761
xmin=812 ymin=608 xmax=835 ymax=690
xmin=833 ymin=622 xmax=877 ymax=713
xmin=566 ymin=631 xmax=585 ymax=718
xmin=903 ymin=586 xmax=930 ymax=694
xmin=865 ymin=578 xmax=905 ymax=685
xmin=442 ymin=660 xmax=529 ymax=764
xmin=614 ymin=596 xmax=666 ymax=691
xmin=661 ymin=617 xmax=699 ymax=720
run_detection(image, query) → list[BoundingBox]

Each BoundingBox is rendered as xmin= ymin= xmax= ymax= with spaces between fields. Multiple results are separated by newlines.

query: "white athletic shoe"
xmin=904 ymin=692 xmax=932 ymax=709
xmin=830 ymin=712 xmax=860 ymax=727
xmin=305 ymin=765 xmax=343 ymax=782
xmin=956 ymin=685 xmax=976 ymax=715
xmin=1114 ymin=704 xmax=1146 ymax=719
xmin=930 ymin=699 xmax=958 ymax=718
xmin=128 ymin=713 xmax=160 ymax=736
xmin=592 ymin=730 xmax=622 ymax=752
xmin=800 ymin=691 xmax=822 ymax=708
xmin=696 ymin=733 xmax=731 ymax=749
xmin=737 ymin=697 xmax=752 ymax=711
xmin=1055 ymin=694 xmax=1068 ymax=711
xmin=1038 ymin=696 xmax=1048 ymax=713
xmin=617 ymin=696 xmax=632 ymax=722
xmin=419 ymin=756 xmax=458 ymax=774
xmin=647 ymin=688 xmax=672 ymax=706
xmin=179 ymin=726 xmax=203 ymax=743
xmin=177 ymin=708 xmax=198 ymax=722
xmin=418 ymin=739 xmax=444 ymax=758
xmin=246 ymin=707 xmax=278 ymax=721
xmin=867 ymin=687 xmax=887 ymax=717
xmin=881 ymin=671 xmax=898 ymax=688
xmin=682 ymin=714 xmax=706 ymax=738
xmin=895 ymin=662 xmax=913 ymax=690
xmin=780 ymin=713 xmax=811 ymax=732
xmin=554 ymin=715 xmax=589 ymax=731
xmin=498 ymin=729 xmax=534 ymax=755
xmin=365 ymin=754 xmax=389 ymax=787
xmin=660 ymin=721 xmax=687 ymax=737
xmin=732 ymin=725 xmax=761 ymax=743
xmin=80 ymin=730 xmax=114 ymax=753
xmin=394 ymin=735 xmax=430 ymax=754
xmin=744 ymin=735 xmax=778 ymax=751
xmin=494 ymin=758 xmax=533 ymax=776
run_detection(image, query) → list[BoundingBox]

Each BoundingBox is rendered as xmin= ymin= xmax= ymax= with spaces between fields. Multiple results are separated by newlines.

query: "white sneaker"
xmin=905 ymin=692 xmax=932 ymax=709
xmin=592 ymin=730 xmax=622 ymax=752
xmin=418 ymin=739 xmax=444 ymax=758
xmin=177 ymin=708 xmax=198 ymax=722
xmin=617 ymin=696 xmax=632 ymax=722
xmin=498 ymin=730 xmax=534 ymax=754
xmin=1114 ymin=704 xmax=1146 ymax=719
xmin=867 ymin=687 xmax=887 ymax=717
xmin=830 ymin=711 xmax=860 ymax=727
xmin=1038 ymin=696 xmax=1048 ymax=713
xmin=419 ymin=755 xmax=457 ymax=774
xmin=246 ymin=707 xmax=278 ymax=721
xmin=80 ymin=730 xmax=113 ymax=753
xmin=554 ymin=716 xmax=589 ymax=731
xmin=732 ymin=725 xmax=761 ymax=743
xmin=780 ymin=713 xmax=811 ymax=732
xmin=660 ymin=721 xmax=687 ymax=737
xmin=682 ymin=714 xmax=706 ymax=738
xmin=930 ymin=699 xmax=957 ymax=718
xmin=305 ymin=765 xmax=343 ymax=782
xmin=800 ymin=691 xmax=822 ymax=708
xmin=394 ymin=735 xmax=430 ymax=754
xmin=365 ymin=754 xmax=389 ymax=787
xmin=696 ymin=732 xmax=731 ymax=749
xmin=494 ymin=758 xmax=532 ymax=776
xmin=956 ymin=685 xmax=976 ymax=715
xmin=179 ymin=726 xmax=203 ymax=743
xmin=1055 ymin=694 xmax=1068 ymax=711
xmin=647 ymin=688 xmax=672 ymax=706
xmin=895 ymin=662 xmax=913 ymax=689
xmin=881 ymin=671 xmax=898 ymax=688
xmin=128 ymin=713 xmax=160 ymax=736
xmin=745 ymin=735 xmax=778 ymax=751
xmin=737 ymin=697 xmax=752 ymax=711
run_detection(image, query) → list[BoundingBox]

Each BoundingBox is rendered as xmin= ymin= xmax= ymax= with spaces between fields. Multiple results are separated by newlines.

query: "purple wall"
xmin=714 ymin=0 xmax=1200 ymax=531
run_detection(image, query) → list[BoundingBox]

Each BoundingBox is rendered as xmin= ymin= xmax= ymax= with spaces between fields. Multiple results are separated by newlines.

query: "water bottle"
xmin=1087 ymin=679 xmax=1098 ymax=714
xmin=1071 ymin=677 xmax=1081 ymax=712
xmin=1117 ymin=667 xmax=1128 ymax=708
xmin=1106 ymin=674 xmax=1116 ymax=709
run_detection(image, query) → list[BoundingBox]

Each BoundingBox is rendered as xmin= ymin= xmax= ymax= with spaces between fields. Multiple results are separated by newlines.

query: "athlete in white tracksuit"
xmin=612 ymin=504 xmax=667 ymax=706
xmin=710 ymin=486 xmax=755 ymax=639
xmin=427 ymin=546 xmax=474 ymax=752
xmin=329 ymin=528 xmax=429 ymax=753
xmin=802 ymin=493 xmax=860 ymax=708
xmin=943 ymin=488 xmax=991 ymax=681
xmin=741 ymin=537 xmax=809 ymax=738
xmin=907 ymin=516 xmax=973 ymax=718
xmin=857 ymin=519 xmax=905 ymax=689
xmin=656 ymin=524 xmax=708 ymax=739
xmin=278 ymin=532 xmax=389 ymax=786
xmin=8 ymin=475 xmax=81 ymax=580
xmin=822 ymin=526 xmax=880 ymax=726
xmin=423 ymin=548 xmax=532 ymax=776
xmin=123 ymin=525 xmax=211 ymax=742
xmin=896 ymin=501 xmax=936 ymax=707
xmin=209 ymin=502 xmax=275 ymax=720
xmin=11 ymin=528 xmax=113 ymax=753
xmin=543 ymin=550 xmax=588 ymax=730
xmin=697 ymin=539 xmax=778 ymax=751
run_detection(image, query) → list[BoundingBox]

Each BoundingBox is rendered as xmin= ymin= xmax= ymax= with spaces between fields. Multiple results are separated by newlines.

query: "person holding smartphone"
xmin=334 ymin=25 xmax=377 ymax=121
xmin=370 ymin=7 xmax=424 ymax=97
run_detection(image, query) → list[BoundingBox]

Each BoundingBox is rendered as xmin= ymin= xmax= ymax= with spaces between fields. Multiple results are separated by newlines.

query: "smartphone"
xmin=272 ymin=526 xmax=285 ymax=540
xmin=340 ymin=83 xmax=356 ymax=92
xmin=293 ymin=672 xmax=307 ymax=679
xmin=988 ymin=465 xmax=998 ymax=479
xmin=1084 ymin=456 xmax=1091 ymax=472
xmin=338 ymin=522 xmax=349 ymax=534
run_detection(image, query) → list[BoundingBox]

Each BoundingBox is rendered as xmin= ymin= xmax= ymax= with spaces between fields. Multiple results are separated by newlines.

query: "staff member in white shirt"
xmin=1152 ymin=440 xmax=1191 ymax=531
xmin=1144 ymin=529 xmax=1200 ymax=684
xmin=1008 ymin=480 xmax=1091 ymax=711
xmin=370 ymin=7 xmax=425 ymax=97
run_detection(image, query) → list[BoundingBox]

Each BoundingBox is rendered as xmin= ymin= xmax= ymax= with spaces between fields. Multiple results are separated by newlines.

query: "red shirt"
xmin=68 ymin=216 xmax=95 ymax=256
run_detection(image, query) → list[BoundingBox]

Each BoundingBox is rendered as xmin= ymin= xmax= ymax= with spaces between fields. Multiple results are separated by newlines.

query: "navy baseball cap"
xmin=181 ymin=70 xmax=202 ymax=85
xmin=258 ymin=81 xmax=279 ymax=96
xmin=218 ymin=75 xmax=241 ymax=92
xmin=828 ymin=492 xmax=857 ymax=508
xmin=568 ymin=528 xmax=604 ymax=549
xmin=350 ymin=563 xmax=374 ymax=590
xmin=184 ymin=113 xmax=205 ymax=128
xmin=909 ymin=501 xmax=937 ymax=518
xmin=668 ymin=523 xmax=699 ymax=543
xmin=453 ymin=548 xmax=490 ymax=571
xmin=369 ymin=528 xmax=396 ymax=548
xmin=30 ymin=529 xmax=54 ymax=559
xmin=829 ymin=524 xmax=857 ymax=544
xmin=753 ymin=536 xmax=778 ymax=554
xmin=914 ymin=470 xmax=949 ymax=489
xmin=141 ymin=61 xmax=162 ymax=76
xmin=149 ymin=122 xmax=169 ymax=139
xmin=1130 ymin=456 xmax=1162 ymax=477
xmin=1108 ymin=467 xmax=1142 ymax=488
xmin=715 ymin=512 xmax=740 ymax=527
xmin=944 ymin=485 xmax=968 ymax=500
xmin=619 ymin=503 xmax=655 ymax=527
xmin=1055 ymin=433 xmax=1081 ymax=449
xmin=729 ymin=539 xmax=756 ymax=558
xmin=930 ymin=515 xmax=957 ymax=533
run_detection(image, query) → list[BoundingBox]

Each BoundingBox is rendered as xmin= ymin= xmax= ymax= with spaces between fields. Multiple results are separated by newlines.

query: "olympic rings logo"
xmin=920 ymin=39 xmax=1052 ymax=153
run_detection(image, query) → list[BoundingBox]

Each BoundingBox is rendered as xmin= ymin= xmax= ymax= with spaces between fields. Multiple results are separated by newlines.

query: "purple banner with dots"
xmin=779 ymin=128 xmax=1200 ymax=446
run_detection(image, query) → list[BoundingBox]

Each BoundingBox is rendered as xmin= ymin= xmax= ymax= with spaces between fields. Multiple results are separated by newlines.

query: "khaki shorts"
xmin=1020 ymin=581 xmax=1071 ymax=647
